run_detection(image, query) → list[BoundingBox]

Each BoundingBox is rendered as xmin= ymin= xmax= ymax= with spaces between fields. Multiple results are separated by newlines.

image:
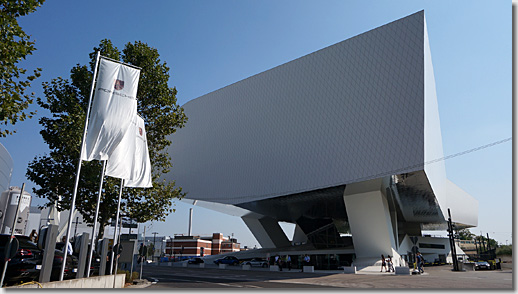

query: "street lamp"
xmin=152 ymin=232 xmax=158 ymax=262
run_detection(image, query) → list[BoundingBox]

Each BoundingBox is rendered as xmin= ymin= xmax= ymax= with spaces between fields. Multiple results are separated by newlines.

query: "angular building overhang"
xmin=163 ymin=11 xmax=478 ymax=233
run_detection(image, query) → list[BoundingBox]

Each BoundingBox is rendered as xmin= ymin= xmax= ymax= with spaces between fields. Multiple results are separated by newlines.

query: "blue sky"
xmin=0 ymin=0 xmax=511 ymax=247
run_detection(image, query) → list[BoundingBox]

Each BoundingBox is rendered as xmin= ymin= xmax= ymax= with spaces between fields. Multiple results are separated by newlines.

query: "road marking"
xmin=215 ymin=283 xmax=243 ymax=288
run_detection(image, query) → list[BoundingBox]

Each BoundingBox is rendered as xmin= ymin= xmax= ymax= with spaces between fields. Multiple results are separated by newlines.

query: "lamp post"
xmin=152 ymin=232 xmax=158 ymax=262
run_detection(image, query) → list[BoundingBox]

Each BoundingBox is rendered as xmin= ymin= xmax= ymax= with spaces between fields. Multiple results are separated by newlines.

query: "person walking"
xmin=387 ymin=255 xmax=394 ymax=272
xmin=416 ymin=252 xmax=424 ymax=273
xmin=275 ymin=255 xmax=282 ymax=271
xmin=380 ymin=254 xmax=387 ymax=272
xmin=286 ymin=255 xmax=292 ymax=271
xmin=29 ymin=229 xmax=38 ymax=243
xmin=301 ymin=254 xmax=310 ymax=272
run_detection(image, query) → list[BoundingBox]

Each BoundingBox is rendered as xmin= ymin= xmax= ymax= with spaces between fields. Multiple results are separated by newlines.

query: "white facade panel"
xmin=423 ymin=17 xmax=449 ymax=221
xmin=165 ymin=12 xmax=427 ymax=205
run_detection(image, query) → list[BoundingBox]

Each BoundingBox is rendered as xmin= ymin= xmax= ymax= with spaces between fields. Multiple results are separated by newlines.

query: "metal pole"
xmin=86 ymin=160 xmax=106 ymax=277
xmin=60 ymin=51 xmax=101 ymax=281
xmin=188 ymin=208 xmax=193 ymax=236
xmin=447 ymin=208 xmax=459 ymax=271
xmin=73 ymin=216 xmax=82 ymax=240
xmin=113 ymin=211 xmax=123 ymax=288
xmin=152 ymin=232 xmax=158 ymax=262
xmin=140 ymin=225 xmax=145 ymax=280
xmin=129 ymin=223 xmax=136 ymax=282
xmin=0 ymin=184 xmax=25 ymax=287
xmin=110 ymin=179 xmax=124 ymax=275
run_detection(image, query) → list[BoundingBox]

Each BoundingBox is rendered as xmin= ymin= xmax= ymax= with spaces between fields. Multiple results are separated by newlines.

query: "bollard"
xmin=395 ymin=266 xmax=411 ymax=275
xmin=343 ymin=266 xmax=356 ymax=274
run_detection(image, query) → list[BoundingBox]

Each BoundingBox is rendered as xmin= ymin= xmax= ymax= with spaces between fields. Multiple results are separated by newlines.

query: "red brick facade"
xmin=165 ymin=233 xmax=240 ymax=257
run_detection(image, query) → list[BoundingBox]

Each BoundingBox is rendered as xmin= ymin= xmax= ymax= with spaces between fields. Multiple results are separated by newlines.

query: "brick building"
xmin=165 ymin=233 xmax=240 ymax=257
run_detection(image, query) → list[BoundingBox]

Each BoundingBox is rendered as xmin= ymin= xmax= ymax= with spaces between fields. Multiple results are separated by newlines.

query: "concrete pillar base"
xmin=395 ymin=266 xmax=410 ymax=275
xmin=343 ymin=266 xmax=356 ymax=274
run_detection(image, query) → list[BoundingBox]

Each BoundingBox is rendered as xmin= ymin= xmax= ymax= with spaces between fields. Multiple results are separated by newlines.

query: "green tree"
xmin=457 ymin=228 xmax=475 ymax=240
xmin=0 ymin=0 xmax=44 ymax=137
xmin=26 ymin=39 xmax=188 ymax=239
xmin=496 ymin=245 xmax=512 ymax=256
xmin=474 ymin=235 xmax=498 ymax=251
xmin=146 ymin=243 xmax=154 ymax=258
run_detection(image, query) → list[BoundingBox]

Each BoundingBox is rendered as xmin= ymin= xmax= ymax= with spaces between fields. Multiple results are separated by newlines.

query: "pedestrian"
xmin=286 ymin=255 xmax=292 ymax=271
xmin=62 ymin=236 xmax=73 ymax=255
xmin=301 ymin=254 xmax=310 ymax=272
xmin=380 ymin=254 xmax=387 ymax=272
xmin=387 ymin=255 xmax=394 ymax=272
xmin=416 ymin=252 xmax=425 ymax=273
xmin=276 ymin=255 xmax=283 ymax=271
xmin=29 ymin=229 xmax=38 ymax=243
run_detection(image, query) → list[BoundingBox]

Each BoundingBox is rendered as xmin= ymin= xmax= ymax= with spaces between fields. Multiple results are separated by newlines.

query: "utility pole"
xmin=447 ymin=208 xmax=460 ymax=271
xmin=188 ymin=208 xmax=193 ymax=236
xmin=152 ymin=232 xmax=158 ymax=262
xmin=72 ymin=216 xmax=82 ymax=241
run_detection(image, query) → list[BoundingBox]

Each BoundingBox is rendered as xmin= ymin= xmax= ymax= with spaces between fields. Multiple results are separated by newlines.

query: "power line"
xmin=207 ymin=137 xmax=512 ymax=202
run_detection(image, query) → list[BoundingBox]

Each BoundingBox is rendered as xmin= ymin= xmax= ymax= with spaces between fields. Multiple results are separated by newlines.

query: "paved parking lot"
xmin=141 ymin=263 xmax=513 ymax=289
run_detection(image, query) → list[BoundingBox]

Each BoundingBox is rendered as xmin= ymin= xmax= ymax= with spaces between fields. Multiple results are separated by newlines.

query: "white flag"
xmin=105 ymin=112 xmax=137 ymax=179
xmin=81 ymin=58 xmax=140 ymax=161
xmin=124 ymin=115 xmax=153 ymax=188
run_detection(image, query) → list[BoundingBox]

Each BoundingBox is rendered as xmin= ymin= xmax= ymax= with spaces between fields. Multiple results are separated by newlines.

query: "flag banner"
xmin=81 ymin=57 xmax=140 ymax=161
xmin=105 ymin=112 xmax=137 ymax=179
xmin=125 ymin=115 xmax=153 ymax=188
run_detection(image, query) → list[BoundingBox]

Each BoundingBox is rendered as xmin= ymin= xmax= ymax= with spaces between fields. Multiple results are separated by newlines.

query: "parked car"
xmin=50 ymin=249 xmax=79 ymax=281
xmin=243 ymin=258 xmax=268 ymax=267
xmin=0 ymin=234 xmax=81 ymax=285
xmin=187 ymin=257 xmax=204 ymax=264
xmin=0 ymin=234 xmax=42 ymax=286
xmin=214 ymin=256 xmax=239 ymax=265
xmin=474 ymin=261 xmax=491 ymax=270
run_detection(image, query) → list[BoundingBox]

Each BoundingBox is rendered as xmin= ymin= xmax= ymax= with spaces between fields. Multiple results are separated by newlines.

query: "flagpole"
xmin=59 ymin=51 xmax=101 ymax=281
xmin=86 ymin=160 xmax=106 ymax=277
xmin=110 ymin=178 xmax=124 ymax=276
xmin=113 ymin=207 xmax=124 ymax=288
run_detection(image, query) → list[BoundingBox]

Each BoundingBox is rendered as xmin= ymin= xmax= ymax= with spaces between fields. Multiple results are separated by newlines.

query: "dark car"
xmin=0 ymin=235 xmax=80 ymax=285
xmin=187 ymin=257 xmax=204 ymax=264
xmin=0 ymin=234 xmax=42 ymax=285
xmin=50 ymin=249 xmax=79 ymax=281
xmin=214 ymin=256 xmax=239 ymax=266
xmin=474 ymin=261 xmax=491 ymax=270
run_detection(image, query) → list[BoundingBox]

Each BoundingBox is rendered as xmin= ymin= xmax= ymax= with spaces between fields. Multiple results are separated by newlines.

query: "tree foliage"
xmin=496 ymin=245 xmax=512 ymax=256
xmin=457 ymin=228 xmax=475 ymax=240
xmin=27 ymin=39 xmax=188 ymax=238
xmin=0 ymin=0 xmax=44 ymax=137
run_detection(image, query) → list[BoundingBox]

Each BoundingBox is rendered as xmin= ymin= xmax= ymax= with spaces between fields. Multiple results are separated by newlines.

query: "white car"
xmin=243 ymin=258 xmax=268 ymax=267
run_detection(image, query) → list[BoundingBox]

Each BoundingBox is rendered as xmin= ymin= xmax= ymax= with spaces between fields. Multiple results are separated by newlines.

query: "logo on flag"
xmin=139 ymin=127 xmax=143 ymax=136
xmin=114 ymin=79 xmax=125 ymax=90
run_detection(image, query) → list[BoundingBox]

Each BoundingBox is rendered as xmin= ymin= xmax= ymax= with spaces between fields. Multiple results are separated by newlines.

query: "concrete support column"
xmin=242 ymin=215 xmax=291 ymax=248
xmin=292 ymin=224 xmax=308 ymax=245
xmin=343 ymin=178 xmax=399 ymax=264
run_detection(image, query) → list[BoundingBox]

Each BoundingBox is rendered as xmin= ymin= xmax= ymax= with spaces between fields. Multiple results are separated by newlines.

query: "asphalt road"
xmin=141 ymin=264 xmax=513 ymax=289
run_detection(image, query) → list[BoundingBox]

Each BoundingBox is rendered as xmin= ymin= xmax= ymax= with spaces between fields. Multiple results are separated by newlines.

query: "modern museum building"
xmin=164 ymin=11 xmax=478 ymax=269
